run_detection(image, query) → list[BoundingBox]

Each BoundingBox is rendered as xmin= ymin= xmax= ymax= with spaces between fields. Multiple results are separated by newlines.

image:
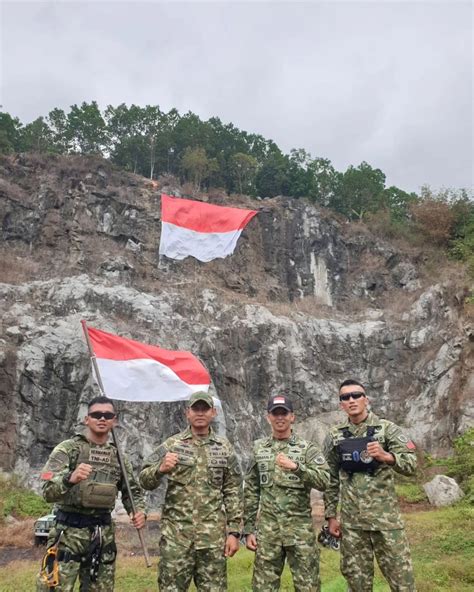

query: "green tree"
xmin=46 ymin=108 xmax=71 ymax=153
xmin=19 ymin=117 xmax=53 ymax=153
xmin=230 ymin=152 xmax=258 ymax=194
xmin=181 ymin=146 xmax=210 ymax=188
xmin=256 ymin=150 xmax=290 ymax=197
xmin=307 ymin=157 xmax=341 ymax=205
xmin=67 ymin=101 xmax=108 ymax=154
xmin=331 ymin=161 xmax=386 ymax=220
xmin=0 ymin=112 xmax=22 ymax=154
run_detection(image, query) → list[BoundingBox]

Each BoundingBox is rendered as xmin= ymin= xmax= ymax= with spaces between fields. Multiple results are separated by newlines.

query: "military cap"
xmin=267 ymin=394 xmax=293 ymax=413
xmin=187 ymin=391 xmax=214 ymax=408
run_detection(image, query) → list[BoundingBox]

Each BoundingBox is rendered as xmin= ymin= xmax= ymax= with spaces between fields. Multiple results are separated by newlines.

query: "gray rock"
xmin=423 ymin=475 xmax=464 ymax=507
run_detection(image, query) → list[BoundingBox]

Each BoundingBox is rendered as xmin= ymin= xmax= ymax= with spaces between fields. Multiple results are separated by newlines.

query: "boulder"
xmin=423 ymin=475 xmax=464 ymax=507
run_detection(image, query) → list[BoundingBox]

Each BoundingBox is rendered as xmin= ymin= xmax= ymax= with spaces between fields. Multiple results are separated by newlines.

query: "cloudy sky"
xmin=1 ymin=0 xmax=472 ymax=193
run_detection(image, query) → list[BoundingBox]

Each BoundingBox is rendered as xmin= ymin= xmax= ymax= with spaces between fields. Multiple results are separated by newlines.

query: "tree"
xmin=230 ymin=152 xmax=258 ymax=194
xmin=255 ymin=150 xmax=291 ymax=197
xmin=46 ymin=108 xmax=71 ymax=153
xmin=181 ymin=146 xmax=210 ymax=188
xmin=19 ymin=117 xmax=53 ymax=153
xmin=0 ymin=112 xmax=22 ymax=154
xmin=67 ymin=101 xmax=108 ymax=154
xmin=331 ymin=161 xmax=386 ymax=220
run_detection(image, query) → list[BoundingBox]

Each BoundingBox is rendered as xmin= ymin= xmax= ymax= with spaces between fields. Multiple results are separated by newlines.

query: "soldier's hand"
xmin=276 ymin=453 xmax=298 ymax=471
xmin=69 ymin=463 xmax=93 ymax=484
xmin=245 ymin=533 xmax=258 ymax=552
xmin=366 ymin=442 xmax=395 ymax=464
xmin=328 ymin=517 xmax=341 ymax=539
xmin=130 ymin=511 xmax=146 ymax=530
xmin=224 ymin=535 xmax=240 ymax=557
xmin=159 ymin=452 xmax=179 ymax=473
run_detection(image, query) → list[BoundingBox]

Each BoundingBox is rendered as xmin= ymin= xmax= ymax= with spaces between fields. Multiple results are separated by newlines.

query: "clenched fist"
xmin=159 ymin=452 xmax=179 ymax=474
xmin=276 ymin=453 xmax=298 ymax=471
xmin=69 ymin=463 xmax=93 ymax=484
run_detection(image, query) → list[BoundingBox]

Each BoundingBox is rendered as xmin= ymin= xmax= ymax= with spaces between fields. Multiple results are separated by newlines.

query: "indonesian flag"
xmin=85 ymin=326 xmax=211 ymax=402
xmin=159 ymin=194 xmax=258 ymax=262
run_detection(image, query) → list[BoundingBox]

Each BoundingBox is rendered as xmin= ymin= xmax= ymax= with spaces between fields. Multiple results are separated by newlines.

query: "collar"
xmin=179 ymin=426 xmax=219 ymax=443
xmin=261 ymin=432 xmax=297 ymax=447
xmin=341 ymin=411 xmax=380 ymax=432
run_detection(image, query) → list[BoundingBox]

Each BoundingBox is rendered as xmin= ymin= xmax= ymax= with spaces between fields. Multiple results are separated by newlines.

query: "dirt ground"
xmin=0 ymin=518 xmax=161 ymax=567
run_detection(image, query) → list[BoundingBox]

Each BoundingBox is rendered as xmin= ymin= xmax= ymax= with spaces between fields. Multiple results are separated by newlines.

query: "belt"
xmin=55 ymin=510 xmax=112 ymax=528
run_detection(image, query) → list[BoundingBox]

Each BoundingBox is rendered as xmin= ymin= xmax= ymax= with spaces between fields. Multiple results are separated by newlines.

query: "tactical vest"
xmin=62 ymin=439 xmax=120 ymax=510
xmin=254 ymin=439 xmax=307 ymax=489
xmin=337 ymin=426 xmax=380 ymax=475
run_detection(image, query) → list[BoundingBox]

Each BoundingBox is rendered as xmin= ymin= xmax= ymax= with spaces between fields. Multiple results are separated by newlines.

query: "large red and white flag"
xmin=85 ymin=326 xmax=211 ymax=402
xmin=159 ymin=194 xmax=258 ymax=262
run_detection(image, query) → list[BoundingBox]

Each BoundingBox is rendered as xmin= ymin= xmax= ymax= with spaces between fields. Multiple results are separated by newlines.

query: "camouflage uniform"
xmin=244 ymin=433 xmax=329 ymax=592
xmin=36 ymin=433 xmax=145 ymax=592
xmin=323 ymin=411 xmax=417 ymax=592
xmin=139 ymin=426 xmax=242 ymax=591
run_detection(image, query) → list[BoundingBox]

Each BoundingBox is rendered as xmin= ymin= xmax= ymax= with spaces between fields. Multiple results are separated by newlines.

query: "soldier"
xmin=36 ymin=396 xmax=146 ymax=592
xmin=243 ymin=394 xmax=330 ymax=592
xmin=139 ymin=391 xmax=242 ymax=591
xmin=324 ymin=379 xmax=417 ymax=592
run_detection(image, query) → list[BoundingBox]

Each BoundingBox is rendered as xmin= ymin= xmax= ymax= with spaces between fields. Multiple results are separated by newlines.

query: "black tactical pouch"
xmin=338 ymin=427 xmax=380 ymax=475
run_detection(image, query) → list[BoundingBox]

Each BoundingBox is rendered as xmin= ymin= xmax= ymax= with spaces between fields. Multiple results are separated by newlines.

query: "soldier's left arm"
xmin=120 ymin=456 xmax=147 ymax=515
xmin=293 ymin=442 xmax=330 ymax=491
xmin=222 ymin=446 xmax=243 ymax=533
xmin=384 ymin=422 xmax=417 ymax=476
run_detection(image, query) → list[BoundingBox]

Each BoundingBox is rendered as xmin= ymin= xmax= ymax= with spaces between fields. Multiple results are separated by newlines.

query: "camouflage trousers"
xmin=36 ymin=523 xmax=116 ymax=592
xmin=341 ymin=527 xmax=416 ymax=592
xmin=252 ymin=536 xmax=320 ymax=592
xmin=158 ymin=536 xmax=227 ymax=591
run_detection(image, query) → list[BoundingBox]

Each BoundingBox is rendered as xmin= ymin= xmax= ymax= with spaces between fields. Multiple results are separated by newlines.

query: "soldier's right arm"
xmin=242 ymin=448 xmax=260 ymax=535
xmin=139 ymin=443 xmax=168 ymax=490
xmin=322 ymin=433 xmax=340 ymax=520
xmin=40 ymin=441 xmax=77 ymax=502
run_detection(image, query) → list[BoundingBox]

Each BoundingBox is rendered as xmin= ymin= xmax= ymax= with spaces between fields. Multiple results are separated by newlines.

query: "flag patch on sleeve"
xmin=40 ymin=471 xmax=54 ymax=480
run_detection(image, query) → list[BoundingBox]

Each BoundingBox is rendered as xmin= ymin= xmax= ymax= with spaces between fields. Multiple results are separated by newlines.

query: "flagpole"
xmin=80 ymin=320 xmax=152 ymax=568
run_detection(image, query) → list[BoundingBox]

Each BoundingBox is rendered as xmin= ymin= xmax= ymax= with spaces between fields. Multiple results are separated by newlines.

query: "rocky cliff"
xmin=0 ymin=153 xmax=472 ymax=489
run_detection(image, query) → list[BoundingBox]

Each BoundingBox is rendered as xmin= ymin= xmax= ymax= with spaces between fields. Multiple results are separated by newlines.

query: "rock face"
xmin=0 ymin=154 xmax=473 ymax=490
xmin=423 ymin=475 xmax=464 ymax=507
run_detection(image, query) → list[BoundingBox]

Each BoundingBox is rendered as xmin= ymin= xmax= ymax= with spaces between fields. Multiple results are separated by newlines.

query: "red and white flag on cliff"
xmin=159 ymin=194 xmax=258 ymax=262
xmin=85 ymin=326 xmax=211 ymax=402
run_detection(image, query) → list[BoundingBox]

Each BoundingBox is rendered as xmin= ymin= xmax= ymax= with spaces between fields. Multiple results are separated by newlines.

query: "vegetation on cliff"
xmin=1 ymin=105 xmax=472 ymax=278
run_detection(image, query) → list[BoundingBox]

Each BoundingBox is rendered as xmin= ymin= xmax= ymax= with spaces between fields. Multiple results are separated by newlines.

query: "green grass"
xmin=1 ymin=505 xmax=473 ymax=591
xmin=0 ymin=474 xmax=51 ymax=520
xmin=395 ymin=482 xmax=427 ymax=503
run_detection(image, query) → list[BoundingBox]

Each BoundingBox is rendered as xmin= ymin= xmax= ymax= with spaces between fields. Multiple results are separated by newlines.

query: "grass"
xmin=395 ymin=482 xmax=427 ymax=504
xmin=0 ymin=474 xmax=51 ymax=520
xmin=1 ymin=505 xmax=473 ymax=592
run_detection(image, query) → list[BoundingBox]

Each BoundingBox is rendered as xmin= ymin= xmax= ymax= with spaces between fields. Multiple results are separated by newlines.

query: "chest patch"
xmin=89 ymin=448 xmax=112 ymax=464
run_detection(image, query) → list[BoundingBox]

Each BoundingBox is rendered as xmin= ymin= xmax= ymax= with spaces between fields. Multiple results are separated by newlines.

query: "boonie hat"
xmin=187 ymin=391 xmax=214 ymax=408
xmin=267 ymin=394 xmax=293 ymax=413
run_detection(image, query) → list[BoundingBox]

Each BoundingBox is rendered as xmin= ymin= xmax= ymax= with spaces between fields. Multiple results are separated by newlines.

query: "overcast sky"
xmin=1 ymin=0 xmax=472 ymax=193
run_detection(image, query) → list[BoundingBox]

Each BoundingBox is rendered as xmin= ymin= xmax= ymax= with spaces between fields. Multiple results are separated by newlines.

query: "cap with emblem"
xmin=187 ymin=391 xmax=214 ymax=408
xmin=267 ymin=394 xmax=293 ymax=413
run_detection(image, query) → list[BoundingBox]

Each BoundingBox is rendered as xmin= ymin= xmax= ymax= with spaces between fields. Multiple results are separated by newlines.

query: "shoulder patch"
xmin=314 ymin=453 xmax=326 ymax=465
xmin=40 ymin=471 xmax=54 ymax=481
xmin=406 ymin=440 xmax=416 ymax=450
xmin=397 ymin=434 xmax=408 ymax=443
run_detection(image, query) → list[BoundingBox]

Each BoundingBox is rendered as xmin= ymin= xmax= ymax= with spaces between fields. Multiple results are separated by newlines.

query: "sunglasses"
xmin=88 ymin=411 xmax=116 ymax=420
xmin=339 ymin=392 xmax=366 ymax=402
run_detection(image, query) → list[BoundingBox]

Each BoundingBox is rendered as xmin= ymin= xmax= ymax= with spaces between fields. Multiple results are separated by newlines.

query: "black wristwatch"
xmin=228 ymin=531 xmax=240 ymax=538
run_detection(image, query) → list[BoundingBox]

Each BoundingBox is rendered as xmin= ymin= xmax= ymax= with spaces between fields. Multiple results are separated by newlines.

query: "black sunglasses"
xmin=88 ymin=411 xmax=116 ymax=420
xmin=339 ymin=392 xmax=366 ymax=402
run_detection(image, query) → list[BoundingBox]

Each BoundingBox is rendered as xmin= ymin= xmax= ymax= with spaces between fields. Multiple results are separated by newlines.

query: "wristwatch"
xmin=228 ymin=531 xmax=241 ymax=538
